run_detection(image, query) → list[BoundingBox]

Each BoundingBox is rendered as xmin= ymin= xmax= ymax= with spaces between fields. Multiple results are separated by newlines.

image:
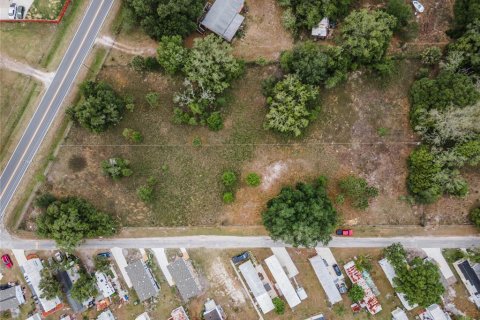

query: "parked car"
xmin=333 ymin=264 xmax=342 ymax=276
xmin=232 ymin=251 xmax=249 ymax=264
xmin=16 ymin=5 xmax=25 ymax=19
xmin=8 ymin=3 xmax=17 ymax=19
xmin=336 ymin=229 xmax=353 ymax=236
xmin=97 ymin=252 xmax=111 ymax=258
xmin=2 ymin=254 xmax=13 ymax=269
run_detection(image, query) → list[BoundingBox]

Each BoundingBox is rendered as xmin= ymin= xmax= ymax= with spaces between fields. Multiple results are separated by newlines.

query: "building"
xmin=311 ymin=17 xmax=329 ymax=39
xmin=309 ymin=255 xmax=343 ymax=305
xmin=419 ymin=304 xmax=452 ymax=320
xmin=304 ymin=314 xmax=325 ymax=320
xmin=22 ymin=257 xmax=63 ymax=317
xmin=167 ymin=258 xmax=202 ymax=301
xmin=203 ymin=299 xmax=225 ymax=320
xmin=265 ymin=255 xmax=301 ymax=308
xmin=391 ymin=308 xmax=409 ymax=320
xmin=95 ymin=271 xmax=116 ymax=298
xmin=57 ymin=264 xmax=89 ymax=313
xmin=378 ymin=258 xmax=418 ymax=310
xmin=26 ymin=314 xmax=42 ymax=320
xmin=454 ymin=259 xmax=480 ymax=308
xmin=135 ymin=312 xmax=151 ymax=320
xmin=271 ymin=247 xmax=299 ymax=278
xmin=0 ymin=285 xmax=25 ymax=311
xmin=238 ymin=260 xmax=275 ymax=314
xmin=344 ymin=261 xmax=382 ymax=315
xmin=169 ymin=306 xmax=190 ymax=320
xmin=423 ymin=249 xmax=456 ymax=286
xmin=97 ymin=309 xmax=116 ymax=320
xmin=125 ymin=260 xmax=160 ymax=302
xmin=200 ymin=0 xmax=245 ymax=42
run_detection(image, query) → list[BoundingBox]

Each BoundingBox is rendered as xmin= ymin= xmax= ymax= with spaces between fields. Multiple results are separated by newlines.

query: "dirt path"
xmin=96 ymin=35 xmax=156 ymax=56
xmin=0 ymin=55 xmax=54 ymax=85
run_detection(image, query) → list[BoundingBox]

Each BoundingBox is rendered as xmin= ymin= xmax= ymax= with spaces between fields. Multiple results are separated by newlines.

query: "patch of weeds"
xmin=336 ymin=194 xmax=345 ymax=205
xmin=398 ymin=194 xmax=415 ymax=205
xmin=192 ymin=137 xmax=202 ymax=147
xmin=377 ymin=127 xmax=390 ymax=137
xmin=68 ymin=155 xmax=87 ymax=172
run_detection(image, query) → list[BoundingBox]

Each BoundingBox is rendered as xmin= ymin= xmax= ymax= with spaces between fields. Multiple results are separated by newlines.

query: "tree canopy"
xmin=262 ymin=177 xmax=338 ymax=247
xmin=383 ymin=243 xmax=407 ymax=268
xmin=407 ymin=146 xmax=443 ymax=203
xmin=264 ymin=74 xmax=319 ymax=137
xmin=67 ymin=81 xmax=125 ymax=133
xmin=37 ymin=197 xmax=118 ymax=250
xmin=156 ymin=35 xmax=188 ymax=75
xmin=446 ymin=20 xmax=480 ymax=75
xmin=71 ymin=271 xmax=98 ymax=302
xmin=124 ymin=0 xmax=203 ymax=40
xmin=447 ymin=0 xmax=480 ymax=38
xmin=101 ymin=157 xmax=133 ymax=179
xmin=39 ymin=267 xmax=62 ymax=300
xmin=348 ymin=284 xmax=365 ymax=302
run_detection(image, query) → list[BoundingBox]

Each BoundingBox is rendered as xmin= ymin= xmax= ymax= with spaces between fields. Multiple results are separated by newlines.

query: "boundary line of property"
xmin=0 ymin=0 xmax=71 ymax=24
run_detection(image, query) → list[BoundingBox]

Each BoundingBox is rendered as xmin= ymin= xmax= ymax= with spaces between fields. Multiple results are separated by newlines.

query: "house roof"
xmin=170 ymin=306 xmax=190 ymax=320
xmin=271 ymin=247 xmax=299 ymax=278
xmin=26 ymin=314 xmax=42 ymax=320
xmin=265 ymin=255 xmax=301 ymax=308
xmin=424 ymin=304 xmax=451 ymax=320
xmin=57 ymin=270 xmax=86 ymax=313
xmin=458 ymin=260 xmax=480 ymax=294
xmin=204 ymin=307 xmax=223 ymax=320
xmin=125 ymin=260 xmax=160 ymax=302
xmin=201 ymin=0 xmax=245 ymax=41
xmin=391 ymin=308 xmax=409 ymax=320
xmin=97 ymin=309 xmax=116 ymax=320
xmin=167 ymin=259 xmax=202 ymax=301
xmin=344 ymin=261 xmax=382 ymax=315
xmin=309 ymin=256 xmax=343 ymax=305
xmin=134 ymin=312 xmax=151 ymax=320
xmin=95 ymin=271 xmax=116 ymax=298
xmin=0 ymin=286 xmax=25 ymax=311
xmin=238 ymin=261 xmax=274 ymax=314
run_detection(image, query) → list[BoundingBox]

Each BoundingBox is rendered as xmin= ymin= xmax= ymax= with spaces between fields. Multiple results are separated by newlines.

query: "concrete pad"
xmin=11 ymin=249 xmax=27 ymax=266
xmin=151 ymin=248 xmax=174 ymax=286
xmin=111 ymin=247 xmax=132 ymax=288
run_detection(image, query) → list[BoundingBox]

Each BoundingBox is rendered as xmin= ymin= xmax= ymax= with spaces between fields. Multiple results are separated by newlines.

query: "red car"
xmin=2 ymin=254 xmax=13 ymax=269
xmin=336 ymin=229 xmax=353 ymax=236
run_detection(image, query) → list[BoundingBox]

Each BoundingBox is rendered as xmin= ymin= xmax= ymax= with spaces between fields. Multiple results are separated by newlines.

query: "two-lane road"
xmin=0 ymin=0 xmax=114 ymax=216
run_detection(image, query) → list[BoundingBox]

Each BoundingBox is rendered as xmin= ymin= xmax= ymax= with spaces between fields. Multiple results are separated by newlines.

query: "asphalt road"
xmin=1 ymin=235 xmax=478 ymax=250
xmin=0 ymin=0 xmax=114 ymax=216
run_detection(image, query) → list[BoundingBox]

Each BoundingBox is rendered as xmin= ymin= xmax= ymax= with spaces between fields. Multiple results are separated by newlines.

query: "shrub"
xmin=338 ymin=175 xmax=378 ymax=210
xmin=222 ymin=171 xmax=237 ymax=187
xmin=145 ymin=92 xmax=160 ymax=108
xmin=272 ymin=297 xmax=285 ymax=315
xmin=122 ymin=128 xmax=143 ymax=143
xmin=223 ymin=192 xmax=234 ymax=204
xmin=206 ymin=112 xmax=223 ymax=131
xmin=455 ymin=140 xmax=480 ymax=166
xmin=35 ymin=193 xmax=57 ymax=209
xmin=421 ymin=47 xmax=442 ymax=65
xmin=101 ymin=158 xmax=133 ymax=179
xmin=407 ymin=147 xmax=442 ymax=203
xmin=137 ymin=177 xmax=158 ymax=203
xmin=156 ymin=35 xmax=188 ymax=75
xmin=246 ymin=173 xmax=261 ymax=187
xmin=470 ymin=207 xmax=480 ymax=229
xmin=385 ymin=0 xmax=413 ymax=31
xmin=348 ymin=284 xmax=365 ymax=302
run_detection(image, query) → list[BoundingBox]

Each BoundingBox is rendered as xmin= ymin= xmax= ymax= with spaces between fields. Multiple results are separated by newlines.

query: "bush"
xmin=447 ymin=0 xmax=480 ymax=38
xmin=348 ymin=284 xmax=365 ymax=302
xmin=145 ymin=92 xmax=160 ymax=108
xmin=446 ymin=21 xmax=480 ymax=75
xmin=470 ymin=207 xmax=480 ymax=229
xmin=35 ymin=193 xmax=57 ymax=209
xmin=101 ymin=158 xmax=133 ymax=180
xmin=246 ymin=173 xmax=261 ymax=187
xmin=223 ymin=192 xmax=234 ymax=204
xmin=385 ymin=0 xmax=413 ymax=31
xmin=222 ymin=171 xmax=237 ymax=187
xmin=206 ymin=112 xmax=223 ymax=131
xmin=122 ymin=128 xmax=143 ymax=143
xmin=272 ymin=297 xmax=285 ymax=315
xmin=421 ymin=47 xmax=442 ymax=65
xmin=407 ymin=147 xmax=442 ymax=203
xmin=156 ymin=35 xmax=188 ymax=75
xmin=338 ymin=175 xmax=378 ymax=210
xmin=129 ymin=56 xmax=159 ymax=72
xmin=455 ymin=140 xmax=480 ymax=166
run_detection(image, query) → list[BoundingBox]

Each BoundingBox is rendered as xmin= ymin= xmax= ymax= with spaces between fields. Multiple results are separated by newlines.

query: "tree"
xmin=264 ymin=74 xmax=319 ymax=137
xmin=222 ymin=171 xmax=237 ymax=187
xmin=39 ymin=267 xmax=62 ymax=300
xmin=137 ymin=177 xmax=158 ymax=203
xmin=206 ymin=112 xmax=224 ymax=131
xmin=36 ymin=197 xmax=117 ymax=250
xmin=262 ymin=177 xmax=338 ymax=247
xmin=470 ymin=207 xmax=480 ymax=229
xmin=280 ymin=42 xmax=350 ymax=88
xmin=246 ymin=173 xmax=261 ymax=187
xmin=394 ymin=257 xmax=445 ymax=307
xmin=341 ymin=9 xmax=397 ymax=65
xmin=421 ymin=46 xmax=442 ymax=65
xmin=67 ymin=81 xmax=126 ymax=133
xmin=223 ymin=192 xmax=234 ymax=204
xmin=156 ymin=35 xmax=188 ymax=75
xmin=145 ymin=92 xmax=160 ymax=108
xmin=124 ymin=0 xmax=204 ymax=40
xmin=446 ymin=21 xmax=480 ymax=75
xmin=348 ymin=284 xmax=365 ymax=302
xmin=407 ymin=147 xmax=443 ymax=203
xmin=71 ymin=271 xmax=98 ymax=302
xmin=385 ymin=0 xmax=413 ymax=31
xmin=455 ymin=140 xmax=480 ymax=166
xmin=122 ymin=128 xmax=143 ymax=143
xmin=184 ymin=34 xmax=243 ymax=94
xmin=129 ymin=55 xmax=159 ymax=72
xmin=447 ymin=0 xmax=480 ymax=38
xmin=355 ymin=255 xmax=373 ymax=272
xmin=101 ymin=158 xmax=133 ymax=179
xmin=35 ymin=193 xmax=57 ymax=209
xmin=272 ymin=297 xmax=286 ymax=315
xmin=384 ymin=243 xmax=407 ymax=268
xmin=338 ymin=175 xmax=378 ymax=210
xmin=94 ymin=255 xmax=112 ymax=276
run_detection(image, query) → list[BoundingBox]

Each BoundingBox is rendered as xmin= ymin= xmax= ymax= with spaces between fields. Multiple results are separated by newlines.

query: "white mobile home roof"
xmin=309 ymin=256 xmax=343 ymax=305
xmin=265 ymin=255 xmax=301 ymax=308
xmin=238 ymin=261 xmax=274 ymax=314
xmin=425 ymin=304 xmax=451 ymax=320
xmin=378 ymin=258 xmax=417 ymax=310
xmin=271 ymin=247 xmax=299 ymax=278
xmin=392 ymin=308 xmax=409 ymax=320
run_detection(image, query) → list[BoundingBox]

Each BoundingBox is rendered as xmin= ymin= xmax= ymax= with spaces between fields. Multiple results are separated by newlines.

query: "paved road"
xmin=1 ymin=235 xmax=478 ymax=250
xmin=0 ymin=0 xmax=114 ymax=216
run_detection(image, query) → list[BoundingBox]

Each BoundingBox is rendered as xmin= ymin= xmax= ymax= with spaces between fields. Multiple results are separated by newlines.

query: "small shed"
xmin=311 ymin=17 xmax=329 ymax=39
xmin=200 ymin=0 xmax=245 ymax=42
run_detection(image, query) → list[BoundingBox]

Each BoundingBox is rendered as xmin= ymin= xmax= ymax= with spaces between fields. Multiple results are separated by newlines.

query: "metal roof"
xmin=97 ymin=309 xmax=116 ymax=320
xmin=201 ymin=0 xmax=245 ymax=42
xmin=271 ymin=247 xmax=299 ymax=278
xmin=167 ymin=259 xmax=202 ymax=301
xmin=309 ymin=256 xmax=343 ymax=305
xmin=424 ymin=304 xmax=451 ymax=320
xmin=125 ymin=260 xmax=160 ymax=302
xmin=391 ymin=308 xmax=409 ymax=320
xmin=0 ymin=286 xmax=25 ymax=311
xmin=95 ymin=271 xmax=116 ymax=298
xmin=238 ymin=261 xmax=274 ymax=314
xmin=265 ymin=255 xmax=301 ymax=308
xmin=458 ymin=260 xmax=480 ymax=294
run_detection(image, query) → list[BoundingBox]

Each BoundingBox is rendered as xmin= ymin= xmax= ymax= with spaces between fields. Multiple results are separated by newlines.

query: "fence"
xmin=0 ymin=0 xmax=71 ymax=24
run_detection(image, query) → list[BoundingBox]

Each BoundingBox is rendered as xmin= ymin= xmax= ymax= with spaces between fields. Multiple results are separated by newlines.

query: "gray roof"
xmin=0 ymin=286 xmax=22 ymax=311
xmin=204 ymin=307 xmax=223 ymax=320
xmin=125 ymin=260 xmax=160 ymax=302
xmin=167 ymin=259 xmax=202 ymax=301
xmin=57 ymin=270 xmax=86 ymax=312
xmin=201 ymin=0 xmax=245 ymax=41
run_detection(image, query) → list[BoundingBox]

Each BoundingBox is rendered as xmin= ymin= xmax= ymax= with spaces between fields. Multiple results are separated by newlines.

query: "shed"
xmin=312 ymin=17 xmax=329 ymax=38
xmin=200 ymin=0 xmax=245 ymax=42
xmin=0 ymin=285 xmax=25 ymax=311
xmin=378 ymin=258 xmax=418 ymax=310
xmin=238 ymin=261 xmax=275 ymax=314
xmin=125 ymin=260 xmax=160 ymax=302
xmin=392 ymin=308 xmax=409 ymax=320
xmin=265 ymin=255 xmax=301 ymax=308
xmin=271 ymin=247 xmax=299 ymax=278
xmin=167 ymin=258 xmax=202 ymax=301
xmin=309 ymin=255 xmax=342 ymax=305
xmin=170 ymin=306 xmax=190 ymax=320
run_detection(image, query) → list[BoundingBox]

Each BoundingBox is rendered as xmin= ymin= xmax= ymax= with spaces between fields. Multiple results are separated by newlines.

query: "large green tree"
xmin=264 ymin=74 xmax=319 ymax=137
xmin=71 ymin=271 xmax=98 ymax=302
xmin=262 ymin=177 xmax=338 ymax=247
xmin=447 ymin=0 xmax=480 ymax=38
xmin=37 ymin=197 xmax=118 ymax=251
xmin=39 ymin=267 xmax=62 ymax=300
xmin=156 ymin=35 xmax=188 ymax=75
xmin=125 ymin=0 xmax=204 ymax=40
xmin=67 ymin=81 xmax=125 ymax=133
xmin=446 ymin=21 xmax=480 ymax=75
xmin=383 ymin=243 xmax=407 ymax=268
xmin=340 ymin=9 xmax=397 ymax=65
